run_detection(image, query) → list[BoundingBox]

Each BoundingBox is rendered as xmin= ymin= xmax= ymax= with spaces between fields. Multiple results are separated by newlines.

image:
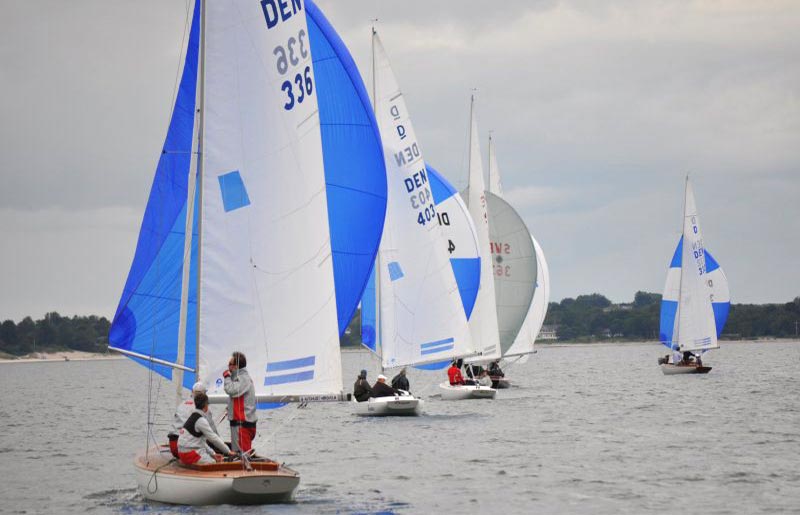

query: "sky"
xmin=1 ymin=0 xmax=798 ymax=322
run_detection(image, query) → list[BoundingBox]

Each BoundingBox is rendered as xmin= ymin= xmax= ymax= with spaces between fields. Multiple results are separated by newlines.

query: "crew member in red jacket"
xmin=447 ymin=361 xmax=465 ymax=385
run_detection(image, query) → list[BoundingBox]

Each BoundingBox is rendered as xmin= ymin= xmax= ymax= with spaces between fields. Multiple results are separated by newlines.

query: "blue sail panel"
xmin=360 ymin=266 xmax=378 ymax=352
xmin=450 ymin=257 xmax=480 ymax=320
xmin=712 ymin=302 xmax=730 ymax=337
xmin=659 ymin=300 xmax=679 ymax=350
xmin=306 ymin=0 xmax=388 ymax=336
xmin=108 ymin=0 xmax=200 ymax=385
xmin=428 ymin=164 xmax=457 ymax=205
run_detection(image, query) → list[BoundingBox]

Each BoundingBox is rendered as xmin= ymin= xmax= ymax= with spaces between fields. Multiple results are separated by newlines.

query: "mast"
xmin=195 ymin=0 xmax=206 ymax=384
xmin=467 ymin=94 xmax=475 ymax=206
xmin=674 ymin=174 xmax=689 ymax=352
xmin=371 ymin=24 xmax=383 ymax=368
xmin=487 ymin=132 xmax=495 ymax=195
xmin=174 ymin=0 xmax=206 ymax=405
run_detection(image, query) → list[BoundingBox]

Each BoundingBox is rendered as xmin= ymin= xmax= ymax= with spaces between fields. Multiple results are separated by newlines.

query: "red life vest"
xmin=448 ymin=366 xmax=464 ymax=385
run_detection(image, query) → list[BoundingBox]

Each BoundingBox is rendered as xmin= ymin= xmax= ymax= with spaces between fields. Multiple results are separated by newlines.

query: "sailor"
xmin=168 ymin=381 xmax=211 ymax=458
xmin=447 ymin=361 xmax=465 ymax=385
xmin=176 ymin=393 xmax=235 ymax=465
xmin=477 ymin=370 xmax=493 ymax=387
xmin=353 ymin=369 xmax=373 ymax=402
xmin=223 ymin=351 xmax=257 ymax=453
xmin=488 ymin=361 xmax=505 ymax=378
xmin=682 ymin=351 xmax=694 ymax=365
xmin=391 ymin=367 xmax=410 ymax=392
xmin=371 ymin=374 xmax=401 ymax=398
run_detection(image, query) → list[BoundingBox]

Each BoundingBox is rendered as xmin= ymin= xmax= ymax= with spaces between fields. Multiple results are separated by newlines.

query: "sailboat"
xmin=658 ymin=176 xmax=729 ymax=375
xmin=109 ymin=0 xmax=386 ymax=504
xmin=355 ymin=29 xmax=477 ymax=415
xmin=437 ymin=96 xmax=501 ymax=400
xmin=486 ymin=135 xmax=550 ymax=383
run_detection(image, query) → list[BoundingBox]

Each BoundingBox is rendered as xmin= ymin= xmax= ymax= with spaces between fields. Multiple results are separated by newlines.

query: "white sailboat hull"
xmin=660 ymin=364 xmax=712 ymax=375
xmin=438 ymin=382 xmax=497 ymax=400
xmin=352 ymin=392 xmax=423 ymax=416
xmin=134 ymin=448 xmax=299 ymax=505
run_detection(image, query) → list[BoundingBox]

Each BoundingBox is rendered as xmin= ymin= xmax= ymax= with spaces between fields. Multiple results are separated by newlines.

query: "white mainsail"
xmin=370 ymin=30 xmax=474 ymax=369
xmin=464 ymin=97 xmax=501 ymax=361
xmin=673 ymin=177 xmax=718 ymax=353
xmin=201 ymin=1 xmax=342 ymax=398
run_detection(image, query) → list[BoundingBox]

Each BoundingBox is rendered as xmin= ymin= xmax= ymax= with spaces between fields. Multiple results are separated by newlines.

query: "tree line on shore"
xmin=544 ymin=292 xmax=800 ymax=341
xmin=2 ymin=293 xmax=798 ymax=356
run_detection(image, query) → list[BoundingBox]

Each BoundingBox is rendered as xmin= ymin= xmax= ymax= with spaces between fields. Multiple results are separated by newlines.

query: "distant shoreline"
xmin=0 ymin=350 xmax=124 ymax=364
xmin=3 ymin=339 xmax=797 ymax=363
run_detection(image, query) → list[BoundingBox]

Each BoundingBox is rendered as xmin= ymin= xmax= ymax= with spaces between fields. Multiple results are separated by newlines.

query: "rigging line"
xmin=164 ymin=0 xmax=194 ymax=127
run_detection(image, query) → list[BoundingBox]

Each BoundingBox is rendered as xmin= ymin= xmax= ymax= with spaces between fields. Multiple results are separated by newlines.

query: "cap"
xmin=192 ymin=382 xmax=207 ymax=393
xmin=377 ymin=374 xmax=387 ymax=381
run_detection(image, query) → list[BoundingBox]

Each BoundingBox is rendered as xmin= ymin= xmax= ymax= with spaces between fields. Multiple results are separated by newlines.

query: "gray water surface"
xmin=1 ymin=341 xmax=798 ymax=514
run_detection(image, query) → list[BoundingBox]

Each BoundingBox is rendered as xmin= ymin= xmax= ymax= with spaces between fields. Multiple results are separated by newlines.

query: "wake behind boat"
xmin=134 ymin=448 xmax=299 ymax=505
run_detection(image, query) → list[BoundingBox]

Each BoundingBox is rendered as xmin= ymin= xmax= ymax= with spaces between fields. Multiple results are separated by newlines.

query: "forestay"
xmin=464 ymin=97 xmax=501 ymax=361
xmin=364 ymin=30 xmax=474 ymax=369
xmin=660 ymin=179 xmax=720 ymax=353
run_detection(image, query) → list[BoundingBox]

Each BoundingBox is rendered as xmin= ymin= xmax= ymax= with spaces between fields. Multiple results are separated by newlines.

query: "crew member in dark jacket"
xmin=371 ymin=374 xmax=400 ymax=397
xmin=353 ymin=369 xmax=372 ymax=402
xmin=391 ymin=368 xmax=410 ymax=392
xmin=488 ymin=361 xmax=504 ymax=377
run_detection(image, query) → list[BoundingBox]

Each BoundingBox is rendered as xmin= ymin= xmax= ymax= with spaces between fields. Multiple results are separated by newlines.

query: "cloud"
xmin=0 ymin=0 xmax=798 ymax=320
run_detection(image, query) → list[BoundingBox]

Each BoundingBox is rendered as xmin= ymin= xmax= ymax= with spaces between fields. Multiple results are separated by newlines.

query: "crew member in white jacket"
xmin=168 ymin=382 xmax=214 ymax=457
xmin=177 ymin=393 xmax=235 ymax=465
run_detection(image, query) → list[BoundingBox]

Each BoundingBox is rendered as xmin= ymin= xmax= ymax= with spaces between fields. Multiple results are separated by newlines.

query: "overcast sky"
xmin=1 ymin=0 xmax=798 ymax=322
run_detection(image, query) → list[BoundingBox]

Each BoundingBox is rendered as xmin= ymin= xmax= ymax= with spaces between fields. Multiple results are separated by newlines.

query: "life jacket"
xmin=183 ymin=412 xmax=204 ymax=438
xmin=448 ymin=366 xmax=464 ymax=385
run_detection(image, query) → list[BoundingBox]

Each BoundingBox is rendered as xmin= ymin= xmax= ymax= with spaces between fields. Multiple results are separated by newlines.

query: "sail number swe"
xmin=273 ymin=31 xmax=313 ymax=111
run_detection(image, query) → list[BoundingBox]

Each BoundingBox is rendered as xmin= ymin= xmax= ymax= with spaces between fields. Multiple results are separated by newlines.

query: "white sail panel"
xmin=200 ymin=1 xmax=342 ymax=397
xmin=505 ymin=234 xmax=549 ymax=358
xmin=372 ymin=32 xmax=473 ymax=369
xmin=675 ymin=179 xmax=718 ymax=352
xmin=487 ymin=135 xmax=503 ymax=197
xmin=465 ymin=98 xmax=501 ymax=361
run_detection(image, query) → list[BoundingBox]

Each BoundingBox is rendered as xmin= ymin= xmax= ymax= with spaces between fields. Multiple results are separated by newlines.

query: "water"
xmin=1 ymin=341 xmax=798 ymax=514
